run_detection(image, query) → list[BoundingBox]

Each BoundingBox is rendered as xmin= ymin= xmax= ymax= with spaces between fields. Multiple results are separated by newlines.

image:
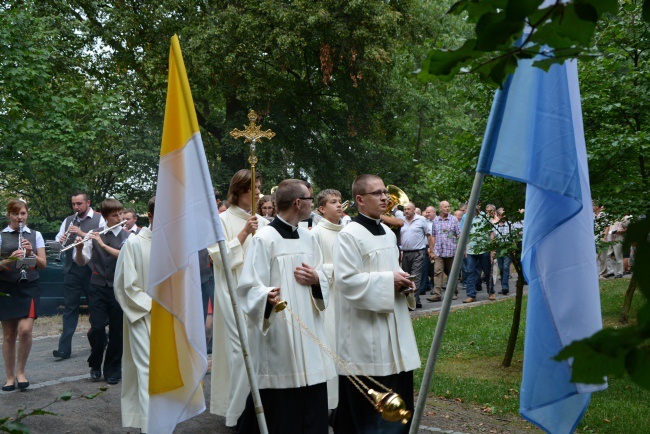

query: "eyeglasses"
xmin=298 ymin=197 xmax=314 ymax=202
xmin=361 ymin=190 xmax=389 ymax=198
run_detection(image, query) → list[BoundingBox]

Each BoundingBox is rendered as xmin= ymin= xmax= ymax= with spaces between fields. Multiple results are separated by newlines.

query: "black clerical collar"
xmin=269 ymin=215 xmax=300 ymax=239
xmin=352 ymin=212 xmax=386 ymax=236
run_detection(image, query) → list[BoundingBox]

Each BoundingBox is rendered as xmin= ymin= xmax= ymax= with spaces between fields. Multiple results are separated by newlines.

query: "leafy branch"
xmin=417 ymin=0 xmax=642 ymax=87
xmin=1 ymin=388 xmax=107 ymax=433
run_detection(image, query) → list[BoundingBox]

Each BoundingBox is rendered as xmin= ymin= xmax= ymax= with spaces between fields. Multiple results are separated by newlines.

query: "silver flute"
xmin=60 ymin=220 xmax=128 ymax=252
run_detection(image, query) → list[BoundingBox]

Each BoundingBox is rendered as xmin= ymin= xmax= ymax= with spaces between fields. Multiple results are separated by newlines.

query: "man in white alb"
xmin=236 ymin=179 xmax=336 ymax=434
xmin=207 ymin=169 xmax=268 ymax=427
xmin=113 ymin=196 xmax=155 ymax=431
xmin=333 ymin=174 xmax=420 ymax=434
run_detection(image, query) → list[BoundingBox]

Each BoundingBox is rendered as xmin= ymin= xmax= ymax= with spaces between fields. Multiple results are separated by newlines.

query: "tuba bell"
xmin=385 ymin=185 xmax=409 ymax=215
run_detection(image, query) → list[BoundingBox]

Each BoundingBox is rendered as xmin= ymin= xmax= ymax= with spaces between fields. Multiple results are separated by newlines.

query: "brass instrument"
xmin=342 ymin=200 xmax=350 ymax=212
xmin=17 ymin=222 xmax=28 ymax=282
xmin=270 ymin=185 xmax=278 ymax=195
xmin=60 ymin=220 xmax=127 ymax=252
xmin=385 ymin=185 xmax=409 ymax=215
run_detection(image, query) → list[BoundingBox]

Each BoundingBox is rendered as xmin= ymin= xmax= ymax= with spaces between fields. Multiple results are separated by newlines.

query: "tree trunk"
xmin=502 ymin=254 xmax=525 ymax=367
xmin=619 ymin=272 xmax=637 ymax=324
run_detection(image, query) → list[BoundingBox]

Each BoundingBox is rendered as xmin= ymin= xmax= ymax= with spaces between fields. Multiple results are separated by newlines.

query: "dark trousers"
xmin=238 ymin=383 xmax=328 ymax=434
xmin=86 ymin=283 xmax=123 ymax=377
xmin=477 ymin=252 xmax=494 ymax=294
xmin=333 ymin=371 xmax=414 ymax=434
xmin=57 ymin=264 xmax=91 ymax=355
xmin=401 ymin=249 xmax=426 ymax=304
xmin=200 ymin=275 xmax=215 ymax=321
xmin=418 ymin=257 xmax=432 ymax=294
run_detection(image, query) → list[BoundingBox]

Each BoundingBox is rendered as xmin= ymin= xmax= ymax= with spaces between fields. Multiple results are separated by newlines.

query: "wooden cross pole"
xmin=229 ymin=110 xmax=275 ymax=223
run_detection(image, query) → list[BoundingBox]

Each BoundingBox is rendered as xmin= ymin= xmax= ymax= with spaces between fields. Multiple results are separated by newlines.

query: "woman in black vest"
xmin=0 ymin=199 xmax=47 ymax=391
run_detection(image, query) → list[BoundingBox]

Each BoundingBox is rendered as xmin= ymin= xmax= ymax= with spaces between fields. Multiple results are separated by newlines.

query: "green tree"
xmin=0 ymin=1 xmax=160 ymax=228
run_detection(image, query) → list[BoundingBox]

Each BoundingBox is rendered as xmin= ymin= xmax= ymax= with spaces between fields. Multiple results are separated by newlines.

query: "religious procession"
xmin=1 ymin=1 xmax=648 ymax=434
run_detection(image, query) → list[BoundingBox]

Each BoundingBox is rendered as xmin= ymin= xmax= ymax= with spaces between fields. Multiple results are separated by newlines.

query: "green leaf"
xmin=626 ymin=346 xmax=650 ymax=389
xmin=557 ymin=5 xmax=597 ymax=46
xmin=475 ymin=12 xmax=524 ymax=51
xmin=2 ymin=420 xmax=30 ymax=434
xmin=59 ymin=391 xmax=73 ymax=401
xmin=27 ymin=410 xmax=57 ymax=417
xmin=643 ymin=0 xmax=650 ymax=23
xmin=419 ymin=39 xmax=479 ymax=82
xmin=506 ymin=0 xmax=544 ymax=20
xmin=556 ymin=339 xmax=622 ymax=384
xmin=532 ymin=56 xmax=567 ymax=72
xmin=573 ymin=3 xmax=598 ymax=23
xmin=577 ymin=0 xmax=619 ymax=17
xmin=477 ymin=54 xmax=518 ymax=87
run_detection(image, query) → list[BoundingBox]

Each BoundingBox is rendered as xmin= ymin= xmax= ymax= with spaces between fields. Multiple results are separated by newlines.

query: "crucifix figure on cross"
xmin=229 ymin=110 xmax=275 ymax=229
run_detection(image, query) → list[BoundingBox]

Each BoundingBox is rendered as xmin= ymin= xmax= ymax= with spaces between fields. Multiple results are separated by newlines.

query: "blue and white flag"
xmin=476 ymin=58 xmax=607 ymax=433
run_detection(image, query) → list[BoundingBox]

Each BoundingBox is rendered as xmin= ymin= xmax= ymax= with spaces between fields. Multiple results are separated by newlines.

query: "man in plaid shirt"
xmin=427 ymin=201 xmax=460 ymax=302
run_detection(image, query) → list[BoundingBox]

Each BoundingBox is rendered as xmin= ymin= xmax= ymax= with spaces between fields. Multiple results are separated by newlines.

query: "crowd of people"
xmin=593 ymin=202 xmax=635 ymax=279
xmin=0 ymin=172 xmax=527 ymax=433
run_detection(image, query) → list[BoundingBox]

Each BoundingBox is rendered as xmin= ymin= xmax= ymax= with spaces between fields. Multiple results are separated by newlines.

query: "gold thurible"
xmin=367 ymin=389 xmax=412 ymax=424
xmin=273 ymin=299 xmax=413 ymax=425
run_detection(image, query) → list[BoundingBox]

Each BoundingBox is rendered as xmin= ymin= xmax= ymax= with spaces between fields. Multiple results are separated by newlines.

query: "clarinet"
xmin=59 ymin=212 xmax=79 ymax=261
xmin=17 ymin=222 xmax=28 ymax=282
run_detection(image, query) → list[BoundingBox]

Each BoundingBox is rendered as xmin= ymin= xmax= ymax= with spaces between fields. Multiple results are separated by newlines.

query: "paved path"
xmin=1 ymin=274 xmax=522 ymax=433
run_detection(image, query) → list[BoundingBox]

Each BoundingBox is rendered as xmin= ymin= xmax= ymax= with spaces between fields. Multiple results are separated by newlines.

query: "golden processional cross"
xmin=229 ymin=110 xmax=275 ymax=223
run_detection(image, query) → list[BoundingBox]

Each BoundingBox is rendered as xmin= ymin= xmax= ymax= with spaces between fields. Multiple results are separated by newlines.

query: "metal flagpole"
xmin=217 ymin=242 xmax=269 ymax=434
xmin=409 ymin=171 xmax=486 ymax=433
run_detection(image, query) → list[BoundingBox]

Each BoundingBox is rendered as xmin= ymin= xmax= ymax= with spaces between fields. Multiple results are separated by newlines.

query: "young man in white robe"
xmin=311 ymin=188 xmax=344 ymax=411
xmin=113 ymin=196 xmax=155 ymax=432
xmin=236 ymin=179 xmax=336 ymax=434
xmin=333 ymin=174 xmax=420 ymax=434
xmin=208 ymin=169 xmax=269 ymax=427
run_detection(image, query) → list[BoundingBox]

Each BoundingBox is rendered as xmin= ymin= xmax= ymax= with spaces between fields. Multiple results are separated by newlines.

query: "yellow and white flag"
xmin=146 ymin=34 xmax=224 ymax=434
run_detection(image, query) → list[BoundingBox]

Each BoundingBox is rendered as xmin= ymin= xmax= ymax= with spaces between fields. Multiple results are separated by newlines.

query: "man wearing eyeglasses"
xmin=333 ymin=174 xmax=420 ymax=433
xmin=236 ymin=179 xmax=335 ymax=434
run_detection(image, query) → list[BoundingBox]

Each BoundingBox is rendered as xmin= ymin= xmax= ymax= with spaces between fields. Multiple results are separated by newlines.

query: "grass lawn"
xmin=412 ymin=278 xmax=649 ymax=433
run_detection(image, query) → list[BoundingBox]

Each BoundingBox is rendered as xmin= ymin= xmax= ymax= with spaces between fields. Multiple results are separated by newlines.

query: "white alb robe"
xmin=311 ymin=218 xmax=343 ymax=409
xmin=113 ymin=226 xmax=153 ymax=431
xmin=333 ymin=222 xmax=420 ymax=376
xmin=237 ymin=225 xmax=337 ymax=389
xmin=207 ymin=205 xmax=268 ymax=425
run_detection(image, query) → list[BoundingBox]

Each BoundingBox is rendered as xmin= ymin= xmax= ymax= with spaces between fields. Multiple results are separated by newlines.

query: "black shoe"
xmin=53 ymin=350 xmax=70 ymax=360
xmin=615 ymin=274 xmax=623 ymax=279
xmin=500 ymin=289 xmax=509 ymax=295
xmin=2 ymin=383 xmax=15 ymax=392
xmin=415 ymin=302 xmax=423 ymax=309
xmin=90 ymin=370 xmax=102 ymax=381
xmin=17 ymin=381 xmax=29 ymax=391
xmin=106 ymin=375 xmax=120 ymax=385
xmin=604 ymin=273 xmax=615 ymax=278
